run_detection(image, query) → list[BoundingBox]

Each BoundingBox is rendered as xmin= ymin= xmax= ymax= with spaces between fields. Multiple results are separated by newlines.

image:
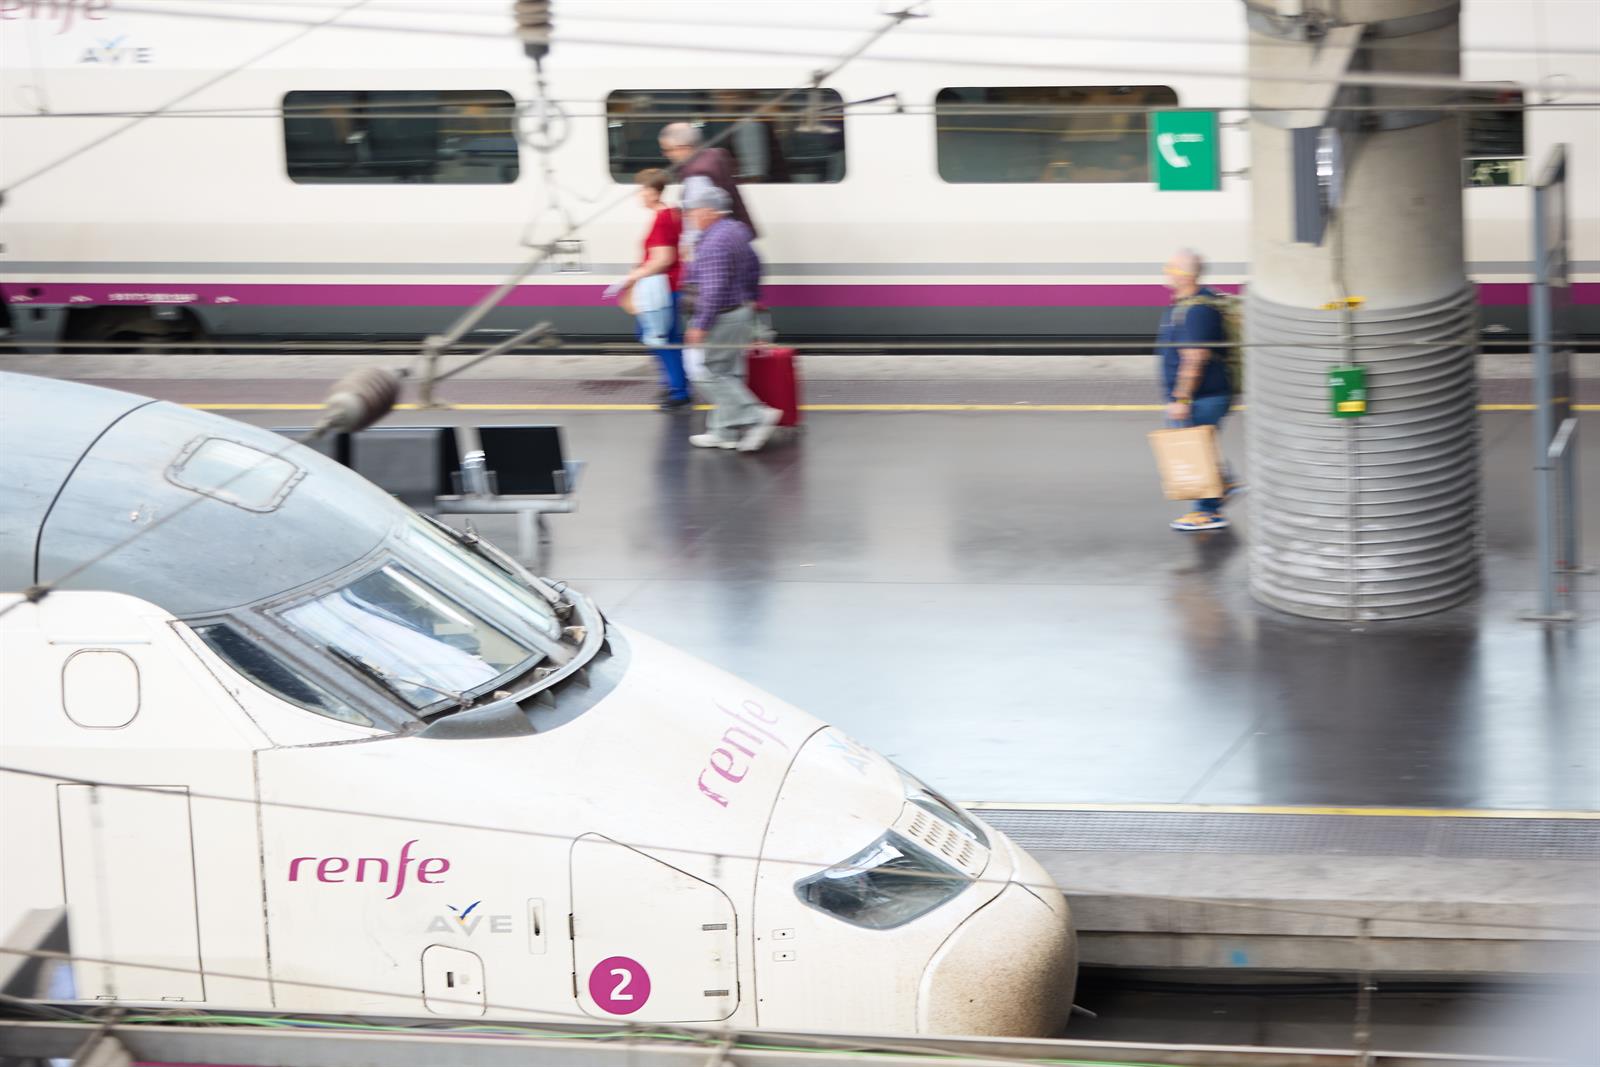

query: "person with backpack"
xmin=658 ymin=123 xmax=757 ymax=236
xmin=1158 ymin=248 xmax=1243 ymax=532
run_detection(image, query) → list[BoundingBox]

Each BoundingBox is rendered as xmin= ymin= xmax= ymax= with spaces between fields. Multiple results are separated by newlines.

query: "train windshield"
xmin=283 ymin=564 xmax=537 ymax=709
xmin=271 ymin=518 xmax=567 ymax=715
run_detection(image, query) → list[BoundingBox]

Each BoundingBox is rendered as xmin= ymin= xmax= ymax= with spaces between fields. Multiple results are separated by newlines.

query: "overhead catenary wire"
xmin=0 ymin=431 xmax=321 ymax=621
xmin=6 ymin=1000 xmax=1553 ymax=1067
xmin=0 ymin=952 xmax=1330 ymax=1067
xmin=0 ymin=984 xmax=1523 ymax=1067
xmin=1 ymin=946 xmax=1023 ymax=1059
xmin=102 ymin=1008 xmax=1101 ymax=1066
xmin=0 ymin=5 xmax=930 ymax=604
xmin=5 ymin=97 xmax=1596 ymax=122
xmin=543 ymin=31 xmax=1600 ymax=98
xmin=56 ymin=0 xmax=1600 ymax=59
xmin=0 ymin=335 xmax=1541 ymax=354
xmin=0 ymin=0 xmax=374 ymax=201
xmin=550 ymin=7 xmax=1600 ymax=59
xmin=0 ymin=361 xmax=404 ymax=622
xmin=21 ymin=0 xmax=1600 ymax=99
xmin=0 ymin=804 xmax=1589 ymax=1063
xmin=0 ymin=779 xmax=1590 ymax=1062
xmin=0 ymin=765 xmax=1592 ymax=940
xmin=411 ymin=1 xmax=930 ymax=401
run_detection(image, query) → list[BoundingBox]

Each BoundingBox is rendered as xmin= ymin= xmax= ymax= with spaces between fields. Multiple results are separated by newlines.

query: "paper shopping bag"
xmin=1148 ymin=424 xmax=1224 ymax=500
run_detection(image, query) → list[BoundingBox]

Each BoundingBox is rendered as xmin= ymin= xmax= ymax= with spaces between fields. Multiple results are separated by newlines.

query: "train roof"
xmin=0 ymin=372 xmax=403 ymax=617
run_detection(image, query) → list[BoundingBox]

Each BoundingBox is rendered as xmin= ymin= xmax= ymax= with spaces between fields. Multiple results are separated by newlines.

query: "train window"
xmin=934 ymin=85 xmax=1178 ymax=183
xmin=282 ymin=90 xmax=519 ymax=184
xmin=281 ymin=564 xmax=540 ymax=711
xmin=401 ymin=518 xmax=562 ymax=643
xmin=1463 ymin=85 xmax=1525 ymax=187
xmin=606 ymin=89 xmax=846 ymax=183
xmin=193 ymin=623 xmax=373 ymax=727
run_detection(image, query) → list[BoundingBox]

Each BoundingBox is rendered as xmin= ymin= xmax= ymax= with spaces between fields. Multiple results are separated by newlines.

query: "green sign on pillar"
xmin=1329 ymin=365 xmax=1368 ymax=418
xmin=1150 ymin=111 xmax=1220 ymax=191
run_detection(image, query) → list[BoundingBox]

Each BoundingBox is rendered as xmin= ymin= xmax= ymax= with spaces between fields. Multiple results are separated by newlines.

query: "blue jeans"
xmin=636 ymin=291 xmax=688 ymax=402
xmin=1170 ymin=393 xmax=1233 ymax=514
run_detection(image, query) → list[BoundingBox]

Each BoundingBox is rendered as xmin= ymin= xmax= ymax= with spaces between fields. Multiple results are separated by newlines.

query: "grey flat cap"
xmin=683 ymin=183 xmax=732 ymax=213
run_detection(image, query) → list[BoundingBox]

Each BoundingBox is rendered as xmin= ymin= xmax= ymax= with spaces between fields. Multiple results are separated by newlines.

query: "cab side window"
xmin=194 ymin=623 xmax=372 ymax=727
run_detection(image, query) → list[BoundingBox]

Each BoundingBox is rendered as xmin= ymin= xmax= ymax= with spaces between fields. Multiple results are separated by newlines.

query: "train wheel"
xmin=64 ymin=306 xmax=209 ymax=355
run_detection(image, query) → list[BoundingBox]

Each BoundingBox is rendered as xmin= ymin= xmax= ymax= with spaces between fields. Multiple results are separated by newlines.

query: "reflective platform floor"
xmin=216 ymin=403 xmax=1600 ymax=812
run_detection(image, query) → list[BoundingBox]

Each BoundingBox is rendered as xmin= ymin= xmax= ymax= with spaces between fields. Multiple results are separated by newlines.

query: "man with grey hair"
xmin=682 ymin=184 xmax=780 ymax=452
xmin=1158 ymin=248 xmax=1240 ymax=531
xmin=659 ymin=122 xmax=757 ymax=236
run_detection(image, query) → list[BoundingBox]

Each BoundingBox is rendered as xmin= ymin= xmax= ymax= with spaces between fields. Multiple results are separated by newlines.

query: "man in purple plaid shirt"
xmin=682 ymin=185 xmax=781 ymax=452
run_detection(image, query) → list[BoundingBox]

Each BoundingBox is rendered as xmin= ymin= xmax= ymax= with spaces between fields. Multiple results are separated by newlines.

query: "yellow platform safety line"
xmin=960 ymin=801 xmax=1600 ymax=820
xmin=189 ymin=401 xmax=1600 ymax=414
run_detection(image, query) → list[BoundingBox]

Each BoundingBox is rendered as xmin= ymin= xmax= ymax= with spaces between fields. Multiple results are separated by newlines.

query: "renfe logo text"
xmin=0 ymin=0 xmax=112 ymax=33
xmin=288 ymin=839 xmax=449 ymax=899
xmin=697 ymin=700 xmax=788 ymax=808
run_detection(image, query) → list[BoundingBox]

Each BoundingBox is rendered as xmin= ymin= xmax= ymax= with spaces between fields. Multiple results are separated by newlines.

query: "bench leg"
xmin=517 ymin=510 xmax=537 ymax=565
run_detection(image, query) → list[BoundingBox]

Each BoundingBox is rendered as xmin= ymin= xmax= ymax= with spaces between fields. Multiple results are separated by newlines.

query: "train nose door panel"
xmin=57 ymin=784 xmax=205 ymax=1002
xmin=570 ymin=834 xmax=738 ymax=1022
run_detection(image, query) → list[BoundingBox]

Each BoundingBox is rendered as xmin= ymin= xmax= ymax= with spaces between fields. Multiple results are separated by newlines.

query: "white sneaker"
xmin=689 ymin=432 xmax=737 ymax=450
xmin=737 ymin=406 xmax=783 ymax=452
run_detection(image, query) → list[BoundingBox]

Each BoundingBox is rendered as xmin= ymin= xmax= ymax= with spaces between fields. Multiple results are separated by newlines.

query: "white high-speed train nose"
xmin=752 ymin=727 xmax=1077 ymax=1036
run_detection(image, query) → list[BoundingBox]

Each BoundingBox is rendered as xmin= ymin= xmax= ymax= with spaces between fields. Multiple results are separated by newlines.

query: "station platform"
xmin=6 ymin=355 xmax=1595 ymax=812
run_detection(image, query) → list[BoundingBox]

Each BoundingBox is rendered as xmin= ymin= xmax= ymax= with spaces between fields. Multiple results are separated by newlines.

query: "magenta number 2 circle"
xmin=589 ymin=955 xmax=651 ymax=1015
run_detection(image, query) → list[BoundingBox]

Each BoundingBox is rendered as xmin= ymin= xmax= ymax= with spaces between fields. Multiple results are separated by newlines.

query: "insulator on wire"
xmin=513 ymin=0 xmax=552 ymax=63
xmin=314 ymin=366 xmax=402 ymax=437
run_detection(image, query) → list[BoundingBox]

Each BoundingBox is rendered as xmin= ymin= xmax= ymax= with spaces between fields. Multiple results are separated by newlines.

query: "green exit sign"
xmin=1150 ymin=111 xmax=1220 ymax=191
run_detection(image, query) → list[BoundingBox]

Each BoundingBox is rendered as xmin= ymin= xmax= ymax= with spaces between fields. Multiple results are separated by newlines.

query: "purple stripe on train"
xmin=3 ymin=282 xmax=1594 ymax=308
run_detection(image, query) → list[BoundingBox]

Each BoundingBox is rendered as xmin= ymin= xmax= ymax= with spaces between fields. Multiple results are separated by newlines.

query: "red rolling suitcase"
xmin=746 ymin=344 xmax=802 ymax=427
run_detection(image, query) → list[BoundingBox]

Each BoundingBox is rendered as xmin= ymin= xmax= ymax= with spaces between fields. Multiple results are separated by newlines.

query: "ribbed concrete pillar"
xmin=1246 ymin=0 xmax=1481 ymax=620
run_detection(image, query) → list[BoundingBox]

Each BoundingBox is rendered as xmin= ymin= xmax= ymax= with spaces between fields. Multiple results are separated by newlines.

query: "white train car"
xmin=0 ymin=370 xmax=1075 ymax=1034
xmin=0 ymin=0 xmax=1596 ymax=346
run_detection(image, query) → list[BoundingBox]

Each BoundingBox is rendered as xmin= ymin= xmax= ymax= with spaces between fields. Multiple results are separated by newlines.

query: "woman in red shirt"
xmin=603 ymin=168 xmax=689 ymax=410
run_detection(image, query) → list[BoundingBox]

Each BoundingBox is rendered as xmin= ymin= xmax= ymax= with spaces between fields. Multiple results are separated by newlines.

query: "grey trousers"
xmin=700 ymin=305 xmax=765 ymax=439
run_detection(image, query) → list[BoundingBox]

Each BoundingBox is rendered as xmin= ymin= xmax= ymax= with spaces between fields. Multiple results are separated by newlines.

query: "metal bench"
xmin=433 ymin=424 xmax=584 ymax=567
xmin=275 ymin=423 xmax=581 ymax=568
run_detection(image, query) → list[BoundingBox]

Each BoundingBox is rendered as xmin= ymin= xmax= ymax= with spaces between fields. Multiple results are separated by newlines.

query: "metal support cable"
xmin=5 ymin=99 xmax=1595 ymax=121
xmin=0 ymin=0 xmax=372 ymax=201
xmin=83 ymin=0 xmax=1600 ymax=59
xmin=0 ymin=336 xmax=1566 ymax=354
xmin=0 ymin=432 xmax=317 ymax=621
xmin=0 ymin=765 xmax=1593 ymax=938
xmin=0 ymin=363 xmax=400 ymax=620
xmin=412 ymin=3 xmax=928 ymax=398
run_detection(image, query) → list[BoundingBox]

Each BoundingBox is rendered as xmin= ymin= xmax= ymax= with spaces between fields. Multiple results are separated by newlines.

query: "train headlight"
xmin=794 ymin=832 xmax=970 ymax=930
